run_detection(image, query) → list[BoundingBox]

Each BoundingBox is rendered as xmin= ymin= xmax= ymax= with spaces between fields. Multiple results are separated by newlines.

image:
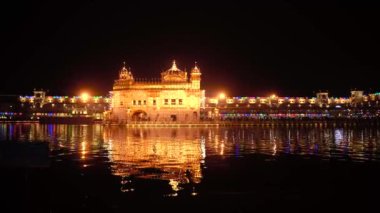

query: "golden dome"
xmin=161 ymin=60 xmax=188 ymax=82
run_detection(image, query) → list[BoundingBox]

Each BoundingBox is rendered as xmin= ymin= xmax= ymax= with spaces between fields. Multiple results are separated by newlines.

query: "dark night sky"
xmin=2 ymin=1 xmax=379 ymax=97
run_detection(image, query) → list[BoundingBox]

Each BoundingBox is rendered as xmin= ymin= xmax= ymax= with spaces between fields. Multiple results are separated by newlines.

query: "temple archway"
xmin=131 ymin=110 xmax=148 ymax=121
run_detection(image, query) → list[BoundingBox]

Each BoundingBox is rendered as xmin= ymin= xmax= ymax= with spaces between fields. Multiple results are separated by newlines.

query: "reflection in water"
xmin=1 ymin=123 xmax=380 ymax=194
xmin=103 ymin=127 xmax=204 ymax=194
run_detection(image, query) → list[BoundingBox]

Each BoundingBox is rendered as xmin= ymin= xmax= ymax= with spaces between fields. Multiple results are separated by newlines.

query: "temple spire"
xmin=119 ymin=60 xmax=134 ymax=81
xmin=191 ymin=61 xmax=200 ymax=73
xmin=171 ymin=60 xmax=178 ymax=70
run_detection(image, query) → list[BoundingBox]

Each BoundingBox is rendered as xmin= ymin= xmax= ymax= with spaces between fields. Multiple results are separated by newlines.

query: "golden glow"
xmin=270 ymin=94 xmax=277 ymax=99
xmin=80 ymin=92 xmax=90 ymax=102
xmin=218 ymin=93 xmax=226 ymax=99
xmin=103 ymin=127 xmax=203 ymax=192
xmin=272 ymin=143 xmax=277 ymax=156
xmin=220 ymin=142 xmax=225 ymax=155
xmin=81 ymin=141 xmax=86 ymax=159
xmin=169 ymin=179 xmax=180 ymax=191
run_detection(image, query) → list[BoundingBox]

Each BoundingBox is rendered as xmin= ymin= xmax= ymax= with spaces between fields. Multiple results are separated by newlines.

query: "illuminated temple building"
xmin=107 ymin=61 xmax=205 ymax=123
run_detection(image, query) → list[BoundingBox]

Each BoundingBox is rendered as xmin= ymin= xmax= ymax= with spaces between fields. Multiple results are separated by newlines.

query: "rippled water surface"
xmin=1 ymin=123 xmax=380 ymax=212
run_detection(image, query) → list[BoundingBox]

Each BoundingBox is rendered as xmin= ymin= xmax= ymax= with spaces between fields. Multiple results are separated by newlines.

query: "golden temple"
xmin=107 ymin=60 xmax=205 ymax=123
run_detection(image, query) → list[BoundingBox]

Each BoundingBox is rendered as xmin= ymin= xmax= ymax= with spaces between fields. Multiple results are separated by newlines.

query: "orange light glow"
xmin=81 ymin=92 xmax=90 ymax=102
xmin=218 ymin=93 xmax=226 ymax=99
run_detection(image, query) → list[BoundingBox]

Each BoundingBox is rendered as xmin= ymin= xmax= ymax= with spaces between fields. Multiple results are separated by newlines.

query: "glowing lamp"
xmin=81 ymin=92 xmax=90 ymax=102
xmin=218 ymin=93 xmax=226 ymax=99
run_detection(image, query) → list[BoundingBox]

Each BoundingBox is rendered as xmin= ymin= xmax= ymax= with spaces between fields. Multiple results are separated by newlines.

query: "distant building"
xmin=14 ymin=90 xmax=110 ymax=122
xmin=350 ymin=90 xmax=364 ymax=105
xmin=316 ymin=92 xmax=329 ymax=106
xmin=107 ymin=61 xmax=205 ymax=123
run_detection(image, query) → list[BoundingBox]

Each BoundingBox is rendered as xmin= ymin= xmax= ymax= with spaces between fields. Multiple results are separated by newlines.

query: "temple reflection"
xmin=103 ymin=127 xmax=204 ymax=192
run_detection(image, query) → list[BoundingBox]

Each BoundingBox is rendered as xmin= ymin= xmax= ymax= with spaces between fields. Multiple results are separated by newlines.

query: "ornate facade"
xmin=108 ymin=61 xmax=205 ymax=123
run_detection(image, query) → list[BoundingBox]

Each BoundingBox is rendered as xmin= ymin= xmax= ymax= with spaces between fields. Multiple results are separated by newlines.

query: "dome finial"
xmin=171 ymin=60 xmax=178 ymax=70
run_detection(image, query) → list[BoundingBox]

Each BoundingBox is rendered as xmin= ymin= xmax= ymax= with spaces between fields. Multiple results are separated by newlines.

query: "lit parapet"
xmin=209 ymin=98 xmax=218 ymax=104
xmin=309 ymin=98 xmax=316 ymax=104
xmin=58 ymin=97 xmax=64 ymax=103
xmin=369 ymin=94 xmax=376 ymax=101
xmin=299 ymin=98 xmax=306 ymax=104
xmin=20 ymin=97 xmax=26 ymax=102
xmin=70 ymin=97 xmax=76 ymax=103
xmin=226 ymin=99 xmax=234 ymax=104
xmin=248 ymin=98 xmax=256 ymax=104
xmin=47 ymin=96 xmax=53 ymax=103
xmin=289 ymin=98 xmax=295 ymax=104
xmin=278 ymin=98 xmax=284 ymax=104
xmin=259 ymin=98 xmax=267 ymax=104
xmin=238 ymin=97 xmax=246 ymax=103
